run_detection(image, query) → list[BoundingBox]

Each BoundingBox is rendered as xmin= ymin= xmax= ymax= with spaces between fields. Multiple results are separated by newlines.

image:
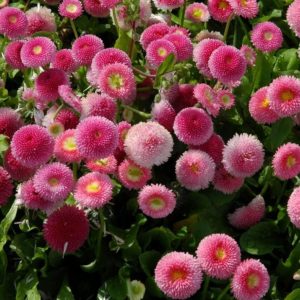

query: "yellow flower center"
xmin=264 ymin=32 xmax=273 ymax=41
xmin=280 ymin=90 xmax=294 ymax=102
xmin=86 ymin=181 xmax=101 ymax=193
xmin=240 ymin=0 xmax=248 ymax=7
xmin=247 ymin=274 xmax=259 ymax=289
xmin=157 ymin=47 xmax=167 ymax=57
xmin=218 ymin=0 xmax=229 ymax=9
xmin=192 ymin=8 xmax=203 ymax=19
xmin=127 ymin=166 xmax=142 ymax=182
xmin=109 ymin=73 xmax=124 ymax=90
xmin=8 ymin=15 xmax=17 ymax=24
xmin=190 ymin=162 xmax=200 ymax=173
xmin=49 ymin=177 xmax=59 ymax=186
xmin=261 ymin=98 xmax=270 ymax=108
xmin=33 ymin=45 xmax=43 ymax=55
xmin=215 ymin=247 xmax=226 ymax=261
xmin=170 ymin=269 xmax=187 ymax=281
xmin=66 ymin=3 xmax=78 ymax=13
xmin=286 ymin=155 xmax=296 ymax=168
xmin=149 ymin=198 xmax=165 ymax=210
xmin=62 ymin=136 xmax=77 ymax=151
xmin=94 ymin=158 xmax=108 ymax=166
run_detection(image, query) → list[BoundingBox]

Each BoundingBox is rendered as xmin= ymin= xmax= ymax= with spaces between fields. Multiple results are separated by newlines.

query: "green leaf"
xmin=154 ymin=53 xmax=176 ymax=89
xmin=274 ymin=49 xmax=300 ymax=72
xmin=139 ymin=251 xmax=161 ymax=277
xmin=114 ymin=29 xmax=135 ymax=57
xmin=0 ymin=134 xmax=9 ymax=154
xmin=16 ymin=270 xmax=41 ymax=300
xmin=57 ymin=280 xmax=75 ymax=300
xmin=285 ymin=289 xmax=300 ymax=300
xmin=0 ymin=250 xmax=7 ymax=284
xmin=240 ymin=221 xmax=282 ymax=255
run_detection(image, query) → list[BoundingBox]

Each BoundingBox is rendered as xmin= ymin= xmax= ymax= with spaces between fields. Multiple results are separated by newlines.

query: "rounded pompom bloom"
xmin=173 ymin=107 xmax=213 ymax=145
xmin=4 ymin=148 xmax=36 ymax=182
xmin=249 ymin=87 xmax=279 ymax=124
xmin=21 ymin=37 xmax=56 ymax=68
xmin=51 ymin=49 xmax=78 ymax=73
xmin=26 ymin=6 xmax=56 ymax=36
xmin=191 ymin=133 xmax=224 ymax=165
xmin=0 ymin=167 xmax=13 ymax=206
xmin=228 ymin=0 xmax=259 ymax=19
xmin=176 ymin=150 xmax=216 ymax=191
xmin=86 ymin=155 xmax=117 ymax=174
xmin=228 ymin=195 xmax=265 ymax=229
xmin=82 ymin=93 xmax=116 ymax=120
xmin=251 ymin=21 xmax=283 ymax=53
xmin=11 ymin=125 xmax=54 ymax=168
xmin=272 ymin=143 xmax=300 ymax=180
xmin=117 ymin=121 xmax=131 ymax=150
xmin=140 ymin=23 xmax=170 ymax=50
xmin=72 ymin=34 xmax=104 ymax=66
xmin=222 ymin=133 xmax=264 ymax=178
xmin=196 ymin=233 xmax=241 ymax=279
xmin=213 ymin=165 xmax=244 ymax=194
xmin=138 ymin=184 xmax=176 ymax=218
xmin=59 ymin=0 xmax=83 ymax=19
xmin=154 ymin=252 xmax=203 ymax=299
xmin=83 ymin=0 xmax=110 ymax=17
xmin=153 ymin=0 xmax=184 ymax=11
xmin=33 ymin=162 xmax=74 ymax=203
xmin=185 ymin=3 xmax=210 ymax=23
xmin=268 ymin=76 xmax=300 ymax=117
xmin=0 ymin=7 xmax=28 ymax=38
xmin=146 ymin=39 xmax=177 ymax=68
xmin=240 ymin=45 xmax=256 ymax=67
xmin=75 ymin=116 xmax=118 ymax=160
xmin=54 ymin=129 xmax=81 ymax=163
xmin=55 ymin=108 xmax=79 ymax=130
xmin=193 ymin=38 xmax=224 ymax=78
xmin=287 ymin=0 xmax=300 ymax=38
xmin=207 ymin=0 xmax=233 ymax=23
xmin=58 ymin=85 xmax=82 ymax=113
xmin=35 ymin=69 xmax=69 ymax=103
xmin=19 ymin=179 xmax=53 ymax=211
xmin=287 ymin=187 xmax=300 ymax=228
xmin=208 ymin=45 xmax=247 ymax=85
xmin=151 ymin=100 xmax=176 ymax=132
xmin=4 ymin=41 xmax=25 ymax=70
xmin=97 ymin=63 xmax=136 ymax=104
xmin=118 ymin=159 xmax=152 ymax=190
xmin=231 ymin=259 xmax=270 ymax=300
xmin=217 ymin=89 xmax=235 ymax=109
xmin=169 ymin=25 xmax=190 ymax=37
xmin=0 ymin=107 xmax=23 ymax=138
xmin=43 ymin=205 xmax=89 ymax=253
xmin=74 ymin=172 xmax=113 ymax=208
xmin=124 ymin=121 xmax=173 ymax=168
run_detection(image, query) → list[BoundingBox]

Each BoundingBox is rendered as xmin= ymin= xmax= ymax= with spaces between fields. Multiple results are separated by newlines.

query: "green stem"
xmin=112 ymin=8 xmax=120 ymax=36
xmin=217 ymin=283 xmax=231 ymax=300
xmin=260 ymin=181 xmax=268 ymax=196
xmin=53 ymin=103 xmax=64 ymax=120
xmin=244 ymin=183 xmax=256 ymax=197
xmin=70 ymin=19 xmax=78 ymax=39
xmin=129 ymin=22 xmax=136 ymax=61
xmin=72 ymin=162 xmax=78 ymax=180
xmin=96 ymin=209 xmax=105 ymax=261
xmin=132 ymin=66 xmax=156 ymax=78
xmin=223 ymin=13 xmax=234 ymax=42
xmin=201 ymin=276 xmax=210 ymax=300
xmin=180 ymin=0 xmax=187 ymax=27
xmin=121 ymin=104 xmax=151 ymax=119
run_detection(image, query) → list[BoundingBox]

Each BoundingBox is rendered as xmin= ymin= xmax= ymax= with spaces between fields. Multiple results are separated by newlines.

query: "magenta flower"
xmin=228 ymin=0 xmax=259 ymax=19
xmin=55 ymin=108 xmax=79 ymax=130
xmin=151 ymin=100 xmax=176 ymax=132
xmin=207 ymin=0 xmax=233 ymax=23
xmin=217 ymin=89 xmax=236 ymax=109
xmin=59 ymin=0 xmax=83 ymax=19
xmin=287 ymin=0 xmax=300 ymax=38
xmin=86 ymin=155 xmax=117 ymax=174
xmin=185 ymin=3 xmax=210 ymax=23
xmin=240 ymin=45 xmax=256 ymax=67
xmin=117 ymin=121 xmax=131 ymax=150
xmin=5 ymin=41 xmax=26 ymax=70
xmin=83 ymin=0 xmax=110 ymax=17
xmin=0 ymin=167 xmax=13 ymax=206
xmin=52 ymin=49 xmax=78 ymax=73
xmin=58 ymin=85 xmax=82 ymax=113
xmin=288 ymin=187 xmax=300 ymax=229
xmin=0 ymin=107 xmax=23 ymax=138
xmin=140 ymin=23 xmax=170 ymax=50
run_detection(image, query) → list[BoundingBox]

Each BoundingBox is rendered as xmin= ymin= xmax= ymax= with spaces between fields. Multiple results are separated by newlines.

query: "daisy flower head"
xmin=228 ymin=0 xmax=259 ymax=19
xmin=240 ymin=44 xmax=256 ymax=67
xmin=59 ymin=0 xmax=83 ymax=19
xmin=287 ymin=0 xmax=300 ymax=38
xmin=288 ymin=187 xmax=300 ymax=228
xmin=86 ymin=155 xmax=117 ymax=174
xmin=217 ymin=89 xmax=235 ymax=109
xmin=0 ymin=167 xmax=13 ymax=206
xmin=83 ymin=0 xmax=110 ymax=17
xmin=207 ymin=0 xmax=233 ymax=23
xmin=140 ymin=23 xmax=170 ymax=50
xmin=0 ymin=107 xmax=23 ymax=138
xmin=153 ymin=0 xmax=184 ymax=11
xmin=151 ymin=100 xmax=176 ymax=132
xmin=185 ymin=3 xmax=210 ymax=23
xmin=51 ymin=49 xmax=78 ymax=73
xmin=117 ymin=121 xmax=131 ymax=150
xmin=4 ymin=41 xmax=26 ymax=70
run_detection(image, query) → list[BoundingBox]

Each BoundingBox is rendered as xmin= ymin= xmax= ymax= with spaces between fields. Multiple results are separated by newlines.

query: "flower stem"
xmin=129 ymin=22 xmax=136 ymax=61
xmin=72 ymin=162 xmax=78 ymax=180
xmin=217 ymin=283 xmax=231 ymax=300
xmin=70 ymin=19 xmax=79 ymax=39
xmin=132 ymin=66 xmax=156 ymax=78
xmin=121 ymin=104 xmax=151 ymax=119
xmin=223 ymin=13 xmax=234 ymax=42
xmin=112 ymin=8 xmax=120 ymax=36
xmin=180 ymin=0 xmax=187 ymax=26
xmin=201 ymin=276 xmax=210 ymax=300
xmin=96 ymin=209 xmax=105 ymax=261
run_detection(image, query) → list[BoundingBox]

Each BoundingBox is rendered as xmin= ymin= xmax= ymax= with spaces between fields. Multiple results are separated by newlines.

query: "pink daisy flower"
xmin=118 ymin=159 xmax=152 ymax=190
xmin=3 ymin=148 xmax=36 ymax=182
xmin=251 ymin=21 xmax=283 ymax=53
xmin=140 ymin=23 xmax=170 ymax=50
xmin=58 ymin=85 xmax=82 ymax=113
xmin=249 ymin=87 xmax=279 ymax=124
xmin=193 ymin=38 xmax=225 ymax=78
xmin=272 ymin=143 xmax=300 ymax=180
xmin=75 ymin=116 xmax=118 ymax=160
xmin=97 ymin=63 xmax=136 ymax=104
xmin=4 ymin=41 xmax=26 ymax=70
xmin=0 ymin=7 xmax=28 ymax=38
xmin=55 ymin=108 xmax=79 ymax=130
xmin=35 ymin=69 xmax=69 ymax=103
xmin=51 ymin=49 xmax=78 ymax=73
xmin=151 ymin=100 xmax=176 ymax=132
xmin=208 ymin=45 xmax=247 ymax=85
xmin=173 ymin=107 xmax=213 ymax=145
xmin=185 ymin=3 xmax=210 ymax=23
xmin=54 ymin=129 xmax=81 ymax=163
xmin=82 ymin=93 xmax=116 ymax=120
xmin=287 ymin=187 xmax=300 ymax=228
xmin=74 ymin=172 xmax=113 ymax=208
xmin=196 ymin=233 xmax=241 ymax=279
xmin=86 ymin=155 xmax=117 ymax=174
xmin=155 ymin=252 xmax=203 ymax=299
xmin=21 ymin=37 xmax=56 ymax=68
xmin=83 ymin=0 xmax=110 ymax=17
xmin=217 ymin=89 xmax=236 ymax=109
xmin=153 ymin=0 xmax=184 ymax=11
xmin=222 ymin=133 xmax=264 ymax=178
xmin=213 ymin=164 xmax=244 ymax=194
xmin=228 ymin=0 xmax=259 ymax=19
xmin=228 ymin=195 xmax=265 ymax=229
xmin=43 ymin=205 xmax=89 ymax=253
xmin=138 ymin=184 xmax=176 ymax=218
xmin=195 ymin=30 xmax=224 ymax=42
xmin=47 ymin=121 xmax=65 ymax=138
xmin=240 ymin=45 xmax=256 ymax=67
xmin=176 ymin=150 xmax=216 ymax=191
xmin=33 ymin=162 xmax=74 ymax=203
xmin=124 ymin=121 xmax=173 ymax=168
xmin=26 ymin=6 xmax=56 ymax=36
xmin=169 ymin=26 xmax=190 ymax=37
xmin=231 ymin=259 xmax=270 ymax=300
xmin=0 ymin=167 xmax=13 ymax=206
xmin=163 ymin=33 xmax=193 ymax=62
xmin=59 ymin=0 xmax=83 ymax=19
xmin=268 ymin=75 xmax=300 ymax=117
xmin=207 ymin=0 xmax=233 ymax=23
xmin=0 ymin=107 xmax=23 ymax=138
xmin=11 ymin=125 xmax=54 ymax=168
xmin=191 ymin=133 xmax=224 ymax=165
xmin=72 ymin=34 xmax=104 ymax=66
xmin=287 ymin=0 xmax=300 ymax=38
xmin=21 ymin=88 xmax=36 ymax=102
xmin=117 ymin=121 xmax=131 ymax=150
xmin=146 ymin=39 xmax=177 ymax=68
